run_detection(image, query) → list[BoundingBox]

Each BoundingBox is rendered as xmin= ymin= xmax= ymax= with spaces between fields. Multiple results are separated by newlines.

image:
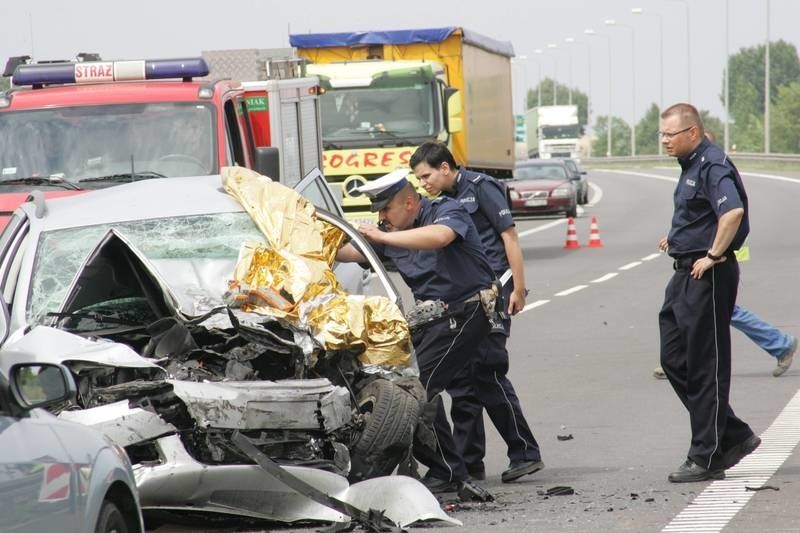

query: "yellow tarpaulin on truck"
xmin=221 ymin=166 xmax=411 ymax=368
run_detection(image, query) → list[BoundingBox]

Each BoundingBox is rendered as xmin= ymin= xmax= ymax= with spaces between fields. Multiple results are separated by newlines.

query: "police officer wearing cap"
xmin=658 ymin=103 xmax=760 ymax=483
xmin=337 ymin=168 xmax=495 ymax=500
xmin=410 ymin=141 xmax=543 ymax=484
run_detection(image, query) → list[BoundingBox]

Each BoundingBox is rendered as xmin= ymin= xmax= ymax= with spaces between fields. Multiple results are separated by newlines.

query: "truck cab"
xmin=307 ymin=60 xmax=452 ymax=221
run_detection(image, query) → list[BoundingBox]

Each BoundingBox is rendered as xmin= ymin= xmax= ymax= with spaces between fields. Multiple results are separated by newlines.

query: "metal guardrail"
xmin=582 ymin=153 xmax=800 ymax=165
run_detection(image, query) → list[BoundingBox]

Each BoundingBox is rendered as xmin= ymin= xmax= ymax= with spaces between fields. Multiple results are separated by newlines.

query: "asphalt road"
xmin=151 ymin=164 xmax=800 ymax=532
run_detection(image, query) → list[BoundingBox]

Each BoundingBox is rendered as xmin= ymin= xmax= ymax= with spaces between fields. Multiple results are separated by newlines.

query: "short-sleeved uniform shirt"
xmin=445 ymin=168 xmax=514 ymax=274
xmin=372 ymin=196 xmax=495 ymax=304
xmin=667 ymin=138 xmax=749 ymax=258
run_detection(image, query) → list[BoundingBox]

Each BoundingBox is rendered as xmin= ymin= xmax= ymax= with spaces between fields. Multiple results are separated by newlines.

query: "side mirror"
xmin=9 ymin=363 xmax=76 ymax=411
xmin=443 ymin=87 xmax=463 ymax=134
xmin=253 ymin=147 xmax=280 ymax=181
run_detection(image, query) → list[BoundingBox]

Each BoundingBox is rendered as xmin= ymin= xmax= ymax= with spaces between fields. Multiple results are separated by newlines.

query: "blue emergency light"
xmin=12 ymin=58 xmax=210 ymax=87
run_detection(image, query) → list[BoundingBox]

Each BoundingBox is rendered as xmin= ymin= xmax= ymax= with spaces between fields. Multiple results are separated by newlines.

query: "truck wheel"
xmin=95 ymin=500 xmax=129 ymax=533
xmin=349 ymin=379 xmax=419 ymax=482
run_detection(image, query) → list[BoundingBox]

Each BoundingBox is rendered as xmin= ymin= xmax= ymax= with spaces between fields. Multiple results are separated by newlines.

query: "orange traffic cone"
xmin=587 ymin=216 xmax=604 ymax=248
xmin=563 ymin=217 xmax=581 ymax=249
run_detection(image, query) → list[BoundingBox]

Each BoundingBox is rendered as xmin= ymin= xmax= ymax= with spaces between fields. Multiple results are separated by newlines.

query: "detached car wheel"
xmin=95 ymin=500 xmax=129 ymax=533
xmin=349 ymin=378 xmax=418 ymax=482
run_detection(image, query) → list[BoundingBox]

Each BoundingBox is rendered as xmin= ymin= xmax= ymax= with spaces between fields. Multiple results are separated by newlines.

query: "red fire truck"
xmin=0 ymin=55 xmax=322 ymax=228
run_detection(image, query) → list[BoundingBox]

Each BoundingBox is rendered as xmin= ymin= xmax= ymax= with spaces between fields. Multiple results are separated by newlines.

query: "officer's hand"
xmin=508 ymin=289 xmax=526 ymax=315
xmin=658 ymin=236 xmax=669 ymax=252
xmin=357 ymin=224 xmax=384 ymax=244
xmin=691 ymin=256 xmax=726 ymax=279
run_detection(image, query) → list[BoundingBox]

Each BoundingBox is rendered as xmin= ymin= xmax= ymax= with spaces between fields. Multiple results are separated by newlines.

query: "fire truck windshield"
xmin=319 ymin=83 xmax=435 ymax=143
xmin=0 ymin=102 xmax=217 ymax=186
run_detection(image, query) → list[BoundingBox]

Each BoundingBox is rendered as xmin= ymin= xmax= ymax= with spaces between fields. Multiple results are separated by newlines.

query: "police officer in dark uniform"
xmin=658 ymin=103 xmax=761 ymax=483
xmin=336 ymin=168 xmax=494 ymax=500
xmin=410 ymin=141 xmax=543 ymax=483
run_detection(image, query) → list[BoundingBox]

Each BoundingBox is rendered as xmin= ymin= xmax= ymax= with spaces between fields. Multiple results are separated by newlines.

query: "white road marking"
xmin=519 ymin=299 xmax=550 ymax=314
xmin=593 ymin=168 xmax=678 ymax=183
xmin=619 ymin=261 xmax=642 ymax=270
xmin=641 ymin=253 xmax=662 ymax=261
xmin=595 ymin=167 xmax=800 ymax=187
xmin=555 ymin=285 xmax=587 ymax=296
xmin=663 ymin=389 xmax=800 ymax=532
xmin=586 ymin=182 xmax=603 ymax=206
xmin=517 ymin=218 xmax=567 ymax=238
xmin=591 ymin=273 xmax=618 ymax=283
xmin=741 ymin=170 xmax=800 ymax=185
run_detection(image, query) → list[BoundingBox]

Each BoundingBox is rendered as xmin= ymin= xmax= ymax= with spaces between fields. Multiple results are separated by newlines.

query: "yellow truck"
xmin=290 ymin=27 xmax=515 ymax=223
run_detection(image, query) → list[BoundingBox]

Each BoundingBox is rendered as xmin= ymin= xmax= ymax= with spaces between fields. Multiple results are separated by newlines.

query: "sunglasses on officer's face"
xmin=658 ymin=126 xmax=694 ymax=139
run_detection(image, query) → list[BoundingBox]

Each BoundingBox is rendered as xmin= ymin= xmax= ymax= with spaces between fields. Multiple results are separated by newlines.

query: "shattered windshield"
xmin=319 ymin=83 xmax=435 ymax=142
xmin=27 ymin=212 xmax=266 ymax=325
xmin=0 ymin=103 xmax=217 ymax=186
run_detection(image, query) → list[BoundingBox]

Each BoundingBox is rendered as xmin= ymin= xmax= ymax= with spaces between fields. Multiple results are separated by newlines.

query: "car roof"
xmin=516 ymin=159 xmax=568 ymax=167
xmin=21 ymin=174 xmax=243 ymax=232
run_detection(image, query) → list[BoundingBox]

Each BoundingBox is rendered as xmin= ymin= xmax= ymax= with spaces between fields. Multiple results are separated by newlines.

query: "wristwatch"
xmin=706 ymin=251 xmax=723 ymax=261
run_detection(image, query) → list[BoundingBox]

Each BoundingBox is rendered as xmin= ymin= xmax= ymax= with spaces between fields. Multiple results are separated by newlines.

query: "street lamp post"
xmin=549 ymin=43 xmax=573 ymax=105
xmin=765 ymin=0 xmax=771 ymax=154
xmin=565 ymin=36 xmax=591 ymax=154
xmin=605 ymin=19 xmax=636 ymax=156
xmin=584 ymin=28 xmax=612 ymax=157
xmin=546 ymin=43 xmax=559 ymax=105
xmin=632 ymin=7 xmax=664 ymax=155
xmin=668 ymin=0 xmax=691 ymax=101
xmin=533 ymin=49 xmax=544 ymax=108
xmin=510 ymin=56 xmax=528 ymax=116
xmin=724 ymin=0 xmax=730 ymax=152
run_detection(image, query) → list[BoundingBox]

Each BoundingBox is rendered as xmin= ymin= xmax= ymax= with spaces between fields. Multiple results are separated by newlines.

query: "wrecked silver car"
xmin=0 ymin=172 xmax=457 ymax=526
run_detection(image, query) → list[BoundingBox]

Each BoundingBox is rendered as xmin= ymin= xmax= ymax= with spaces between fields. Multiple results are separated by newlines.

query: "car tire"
xmin=566 ymin=205 xmax=578 ymax=218
xmin=95 ymin=500 xmax=129 ymax=533
xmin=580 ymin=188 xmax=588 ymax=205
xmin=348 ymin=378 xmax=419 ymax=482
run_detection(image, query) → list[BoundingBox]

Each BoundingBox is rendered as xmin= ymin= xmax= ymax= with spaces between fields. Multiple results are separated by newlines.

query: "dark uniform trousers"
xmin=448 ymin=280 xmax=541 ymax=470
xmin=412 ymin=300 xmax=489 ymax=482
xmin=659 ymin=255 xmax=755 ymax=470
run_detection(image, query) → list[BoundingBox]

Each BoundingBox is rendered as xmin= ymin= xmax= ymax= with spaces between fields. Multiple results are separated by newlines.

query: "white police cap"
xmin=355 ymin=168 xmax=410 ymax=212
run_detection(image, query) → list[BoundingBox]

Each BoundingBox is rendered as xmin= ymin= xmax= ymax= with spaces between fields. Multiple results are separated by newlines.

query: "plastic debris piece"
xmin=557 ymin=434 xmax=574 ymax=441
xmin=538 ymin=486 xmax=575 ymax=496
xmin=745 ymin=485 xmax=779 ymax=491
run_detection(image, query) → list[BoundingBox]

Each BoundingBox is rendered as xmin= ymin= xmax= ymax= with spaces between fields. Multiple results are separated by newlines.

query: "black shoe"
xmin=501 ymin=459 xmax=544 ymax=483
xmin=668 ymin=459 xmax=725 ymax=483
xmin=467 ymin=464 xmax=486 ymax=481
xmin=724 ymin=435 xmax=761 ymax=469
xmin=457 ymin=480 xmax=494 ymax=502
xmin=420 ymin=474 xmax=458 ymax=494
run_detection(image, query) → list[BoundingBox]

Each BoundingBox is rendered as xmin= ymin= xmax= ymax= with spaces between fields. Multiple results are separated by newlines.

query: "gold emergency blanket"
xmin=222 ymin=167 xmax=411 ymax=368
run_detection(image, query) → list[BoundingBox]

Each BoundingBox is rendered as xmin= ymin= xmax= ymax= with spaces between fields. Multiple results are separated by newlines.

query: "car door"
xmin=293 ymin=168 xmax=343 ymax=217
xmin=293 ymin=169 xmax=372 ymax=295
xmin=0 ymin=374 xmax=80 ymax=533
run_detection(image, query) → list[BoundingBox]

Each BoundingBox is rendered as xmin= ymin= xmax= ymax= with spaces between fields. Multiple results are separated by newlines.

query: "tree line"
xmin=525 ymin=40 xmax=800 ymax=156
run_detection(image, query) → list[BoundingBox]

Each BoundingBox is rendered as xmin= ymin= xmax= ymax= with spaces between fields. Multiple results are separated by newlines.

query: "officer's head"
xmin=410 ymin=141 xmax=458 ymax=196
xmin=356 ymin=169 xmax=420 ymax=231
xmin=376 ymin=182 xmax=420 ymax=231
xmin=659 ymin=103 xmax=705 ymax=158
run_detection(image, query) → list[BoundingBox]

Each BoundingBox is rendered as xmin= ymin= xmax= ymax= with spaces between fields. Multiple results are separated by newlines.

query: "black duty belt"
xmin=672 ymin=252 xmax=735 ymax=271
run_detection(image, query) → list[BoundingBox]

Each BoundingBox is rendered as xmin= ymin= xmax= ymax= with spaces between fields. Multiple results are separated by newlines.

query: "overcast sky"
xmin=3 ymin=0 xmax=797 ymax=126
